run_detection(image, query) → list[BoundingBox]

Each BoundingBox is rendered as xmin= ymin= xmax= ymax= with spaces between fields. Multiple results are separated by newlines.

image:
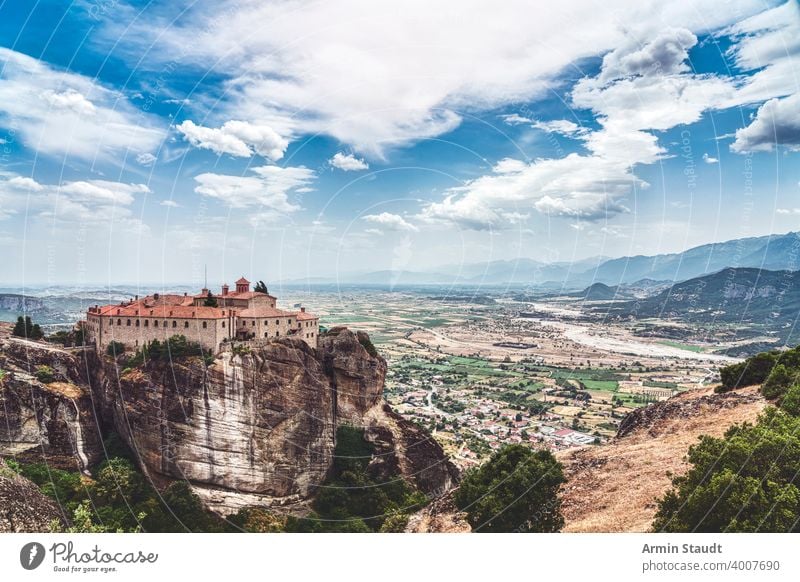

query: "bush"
xmin=357 ymin=332 xmax=378 ymax=358
xmin=106 ymin=341 xmax=126 ymax=357
xmin=761 ymin=364 xmax=796 ymax=400
xmin=653 ymin=407 xmax=800 ymax=532
xmin=306 ymin=425 xmax=425 ymax=532
xmin=780 ymin=384 xmax=800 ymax=416
xmin=454 ymin=445 xmax=565 ymax=532
xmin=34 ymin=365 xmax=55 ymax=383
xmin=718 ymin=351 xmax=778 ymax=392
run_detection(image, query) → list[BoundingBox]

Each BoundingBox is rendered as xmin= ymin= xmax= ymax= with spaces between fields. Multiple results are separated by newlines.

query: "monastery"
xmin=83 ymin=277 xmax=319 ymax=353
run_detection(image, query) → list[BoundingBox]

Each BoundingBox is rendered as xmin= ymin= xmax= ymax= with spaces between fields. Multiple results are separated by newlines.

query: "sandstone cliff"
xmin=0 ymin=338 xmax=102 ymax=471
xmin=0 ymin=327 xmax=457 ymax=516
xmin=557 ymin=385 xmax=766 ymax=532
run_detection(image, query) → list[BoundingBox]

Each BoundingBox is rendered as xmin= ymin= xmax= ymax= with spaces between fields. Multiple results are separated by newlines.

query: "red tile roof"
xmin=235 ymin=276 xmax=250 ymax=284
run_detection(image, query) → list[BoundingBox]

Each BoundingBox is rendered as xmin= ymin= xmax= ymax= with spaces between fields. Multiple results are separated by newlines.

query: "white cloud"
xmin=598 ymin=28 xmax=697 ymax=82
xmin=193 ymin=165 xmax=314 ymax=211
xmin=501 ymin=114 xmax=533 ymax=125
xmin=0 ymin=173 xmax=149 ymax=228
xmin=702 ymin=153 xmax=719 ymax=164
xmin=531 ymin=119 xmax=585 ymax=136
xmin=731 ymin=93 xmax=800 ymax=153
xmin=364 ymin=228 xmax=384 ymax=236
xmin=160 ymin=200 xmax=180 ymax=208
xmin=0 ymin=48 xmax=164 ymax=160
xmin=329 ymin=152 xmax=369 ymax=171
xmin=362 ymin=212 xmax=418 ymax=232
xmin=136 ymin=152 xmax=157 ymax=166
xmin=776 ymin=208 xmax=800 ymax=215
xmin=176 ymin=119 xmax=288 ymax=160
xmin=114 ymin=0 xmax=766 ymax=155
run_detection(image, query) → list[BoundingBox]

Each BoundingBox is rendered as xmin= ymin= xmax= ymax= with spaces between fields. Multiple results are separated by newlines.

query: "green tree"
xmin=203 ymin=291 xmax=218 ymax=307
xmin=653 ymin=407 xmax=800 ymax=532
xmin=761 ymin=363 xmax=796 ymax=399
xmin=254 ymin=280 xmax=269 ymax=294
xmin=779 ymin=384 xmax=800 ymax=416
xmin=12 ymin=315 xmax=44 ymax=340
xmin=454 ymin=445 xmax=565 ymax=532
xmin=717 ymin=351 xmax=778 ymax=392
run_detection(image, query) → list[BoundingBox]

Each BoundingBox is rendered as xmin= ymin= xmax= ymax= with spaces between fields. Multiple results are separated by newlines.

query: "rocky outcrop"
xmin=94 ymin=338 xmax=337 ymax=500
xmin=405 ymin=492 xmax=470 ymax=533
xmin=0 ymin=459 xmax=66 ymax=532
xmin=0 ymin=338 xmax=102 ymax=471
xmin=362 ymin=403 xmax=459 ymax=497
xmin=0 ymin=328 xmax=457 ymax=515
xmin=320 ymin=328 xmax=385 ymax=423
xmin=558 ymin=385 xmax=767 ymax=532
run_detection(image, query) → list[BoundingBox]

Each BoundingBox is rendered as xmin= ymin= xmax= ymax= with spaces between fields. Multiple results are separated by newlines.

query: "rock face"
xmin=0 ymin=338 xmax=102 ymax=471
xmin=405 ymin=492 xmax=471 ymax=533
xmin=0 ymin=328 xmax=457 ymax=514
xmin=363 ymin=404 xmax=459 ymax=496
xmin=0 ymin=461 xmax=66 ymax=532
xmin=88 ymin=327 xmax=455 ymax=510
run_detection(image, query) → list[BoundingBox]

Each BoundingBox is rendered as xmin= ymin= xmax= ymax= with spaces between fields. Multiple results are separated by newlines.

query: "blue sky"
xmin=0 ymin=0 xmax=799 ymax=285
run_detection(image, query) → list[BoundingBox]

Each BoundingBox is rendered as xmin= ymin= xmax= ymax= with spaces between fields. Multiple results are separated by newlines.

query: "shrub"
xmin=653 ymin=407 xmax=800 ymax=532
xmin=718 ymin=351 xmax=778 ymax=392
xmin=780 ymin=384 xmax=800 ymax=416
xmin=454 ymin=444 xmax=565 ymax=532
xmin=357 ymin=332 xmax=378 ymax=358
xmin=106 ymin=341 xmax=126 ymax=357
xmin=34 ymin=365 xmax=55 ymax=383
xmin=761 ymin=363 xmax=796 ymax=400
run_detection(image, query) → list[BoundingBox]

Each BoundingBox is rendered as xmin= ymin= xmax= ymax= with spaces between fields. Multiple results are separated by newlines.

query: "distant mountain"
xmin=616 ymin=267 xmax=800 ymax=329
xmin=574 ymin=282 xmax=622 ymax=301
xmin=571 ymin=232 xmax=800 ymax=286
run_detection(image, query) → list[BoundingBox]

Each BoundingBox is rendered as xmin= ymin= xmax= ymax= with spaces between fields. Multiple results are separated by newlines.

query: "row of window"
xmin=110 ymin=318 xmax=218 ymax=329
xmin=239 ymin=319 xmax=296 ymax=327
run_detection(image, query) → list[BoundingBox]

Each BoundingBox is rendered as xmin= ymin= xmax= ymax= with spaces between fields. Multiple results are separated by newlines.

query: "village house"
xmin=83 ymin=277 xmax=319 ymax=353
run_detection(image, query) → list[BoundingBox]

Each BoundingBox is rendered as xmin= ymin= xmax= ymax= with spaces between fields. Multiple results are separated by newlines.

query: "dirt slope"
xmin=557 ymin=385 xmax=766 ymax=532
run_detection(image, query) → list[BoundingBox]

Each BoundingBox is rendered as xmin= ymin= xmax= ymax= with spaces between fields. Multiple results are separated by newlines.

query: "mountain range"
xmin=278 ymin=231 xmax=800 ymax=288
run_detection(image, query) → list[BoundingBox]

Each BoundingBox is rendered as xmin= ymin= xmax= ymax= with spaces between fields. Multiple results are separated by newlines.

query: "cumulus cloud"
xmin=777 ymin=208 xmax=800 ymax=215
xmin=731 ymin=93 xmax=800 ymax=153
xmin=110 ymin=0 xmax=765 ymax=155
xmin=0 ymin=173 xmax=149 ymax=228
xmin=193 ymin=165 xmax=314 ymax=212
xmin=160 ymin=200 xmax=180 ymax=208
xmin=329 ymin=152 xmax=369 ymax=171
xmin=703 ymin=153 xmax=719 ymax=164
xmin=0 ymin=48 xmax=164 ymax=161
xmin=598 ymin=28 xmax=697 ymax=82
xmin=177 ymin=119 xmax=288 ymax=160
xmin=362 ymin=212 xmax=418 ymax=232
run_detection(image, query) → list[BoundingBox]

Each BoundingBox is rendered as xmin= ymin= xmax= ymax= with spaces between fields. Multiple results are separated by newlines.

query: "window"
xmin=154 ymin=320 xmax=159 ymax=327
xmin=127 ymin=319 xmax=131 ymax=326
xmin=275 ymin=331 xmax=279 ymax=337
xmin=202 ymin=321 xmax=207 ymax=329
xmin=109 ymin=319 xmax=113 ymax=326
xmin=264 ymin=332 xmax=268 ymax=338
xmin=172 ymin=321 xmax=177 ymax=328
xmin=252 ymin=320 xmax=255 ymax=326
xmin=184 ymin=321 xmax=189 ymax=328
xmin=288 ymin=319 xmax=292 ymax=325
xmin=275 ymin=319 xmax=279 ymax=325
xmin=135 ymin=319 xmax=140 ymax=327
xmin=163 ymin=321 xmax=168 ymax=327
xmin=144 ymin=320 xmax=149 ymax=327
xmin=222 ymin=321 xmax=225 ymax=328
xmin=264 ymin=320 xmax=268 ymax=325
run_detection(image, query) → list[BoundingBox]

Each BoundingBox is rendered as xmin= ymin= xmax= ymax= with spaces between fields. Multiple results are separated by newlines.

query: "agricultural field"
xmin=278 ymin=286 xmax=739 ymax=469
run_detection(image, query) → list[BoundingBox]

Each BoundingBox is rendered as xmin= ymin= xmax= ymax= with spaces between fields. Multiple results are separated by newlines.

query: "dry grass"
xmin=557 ymin=385 xmax=767 ymax=532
